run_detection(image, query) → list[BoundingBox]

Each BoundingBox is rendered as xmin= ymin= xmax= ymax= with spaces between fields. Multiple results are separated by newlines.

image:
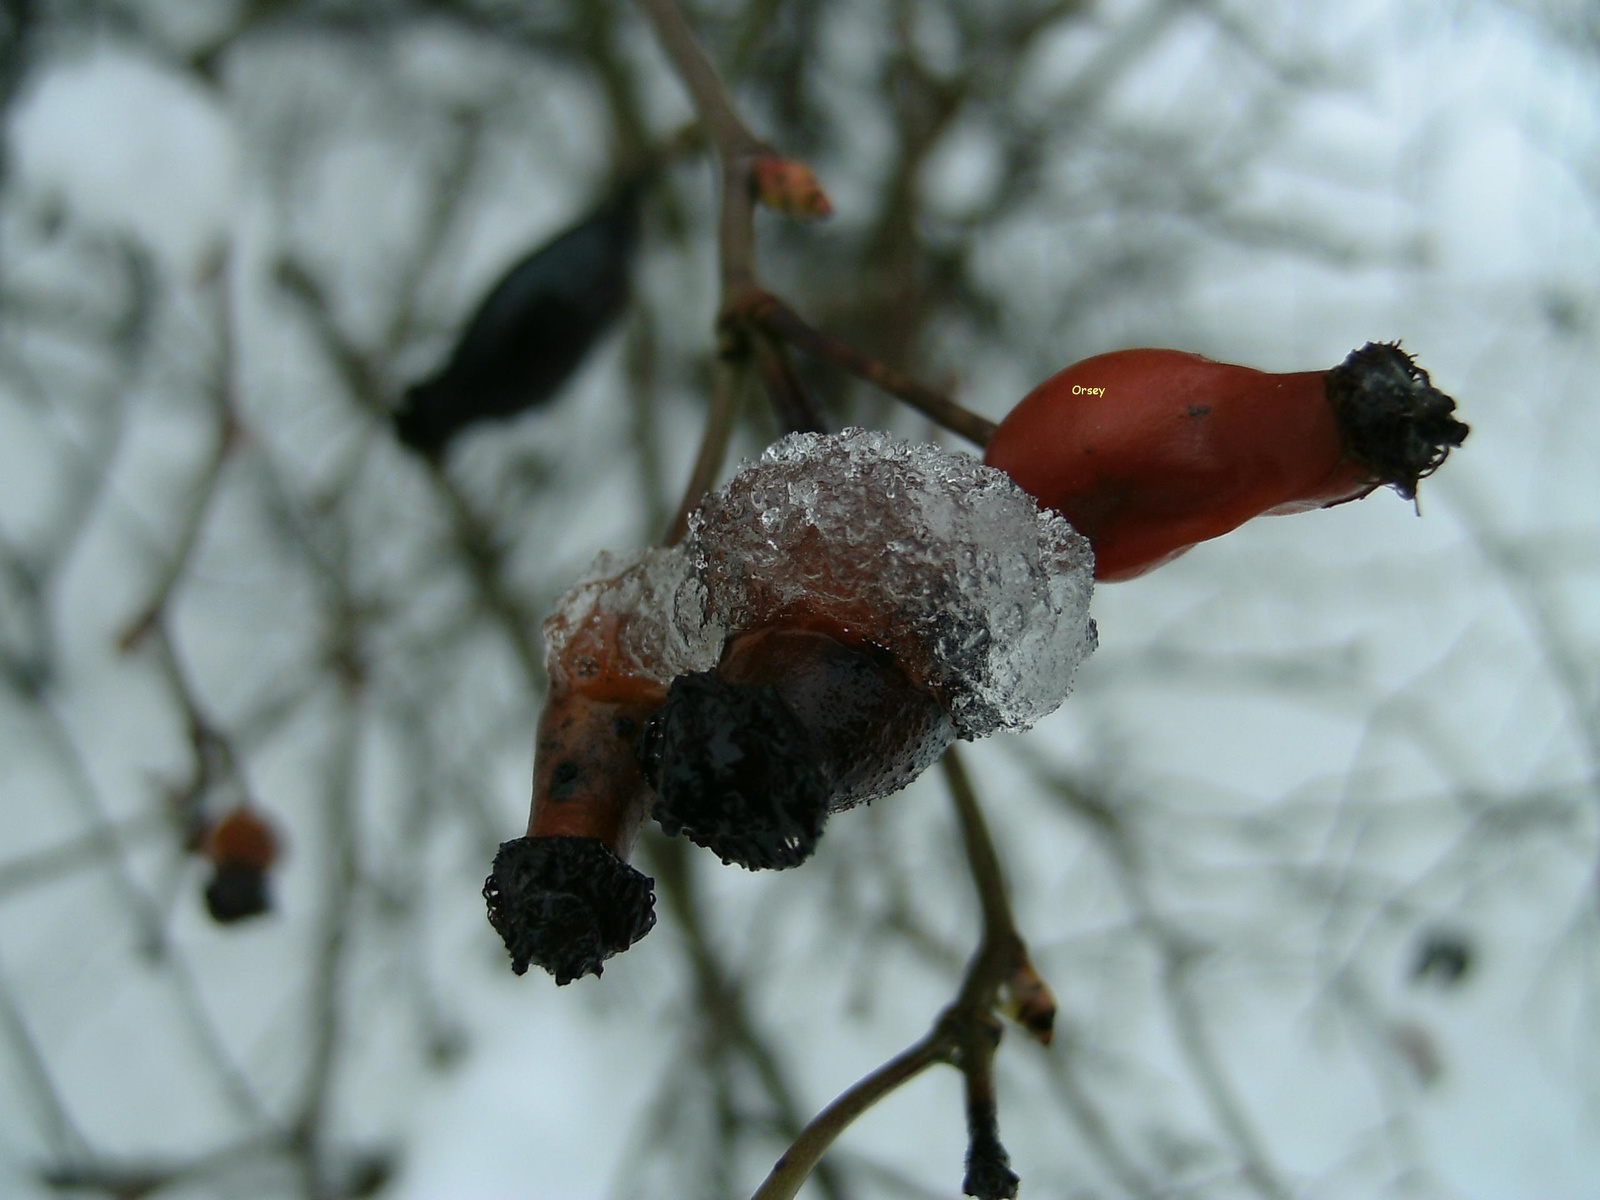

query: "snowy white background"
xmin=2 ymin=1 xmax=1598 ymax=1198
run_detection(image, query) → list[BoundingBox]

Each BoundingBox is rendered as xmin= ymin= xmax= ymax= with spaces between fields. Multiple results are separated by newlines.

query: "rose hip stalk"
xmin=983 ymin=342 xmax=1468 ymax=581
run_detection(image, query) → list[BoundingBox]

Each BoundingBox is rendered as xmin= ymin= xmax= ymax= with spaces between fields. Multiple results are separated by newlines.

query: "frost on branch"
xmin=687 ymin=428 xmax=1097 ymax=739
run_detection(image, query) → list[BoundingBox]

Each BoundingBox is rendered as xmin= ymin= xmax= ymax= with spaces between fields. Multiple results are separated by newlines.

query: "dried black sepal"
xmin=394 ymin=180 xmax=643 ymax=457
xmin=204 ymin=862 xmax=271 ymax=924
xmin=1326 ymin=342 xmax=1469 ymax=500
xmin=962 ymin=1130 xmax=1020 ymax=1200
xmin=483 ymin=835 xmax=656 ymax=985
xmin=638 ymin=671 xmax=829 ymax=870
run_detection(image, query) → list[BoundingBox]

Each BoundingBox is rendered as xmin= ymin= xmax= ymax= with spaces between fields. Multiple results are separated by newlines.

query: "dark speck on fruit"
xmin=549 ymin=760 xmax=581 ymax=800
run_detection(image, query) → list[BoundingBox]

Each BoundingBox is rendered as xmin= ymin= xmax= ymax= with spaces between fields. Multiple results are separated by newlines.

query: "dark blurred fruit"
xmin=394 ymin=180 xmax=642 ymax=456
xmin=1411 ymin=929 xmax=1473 ymax=988
xmin=204 ymin=862 xmax=271 ymax=923
xmin=200 ymin=806 xmax=282 ymax=925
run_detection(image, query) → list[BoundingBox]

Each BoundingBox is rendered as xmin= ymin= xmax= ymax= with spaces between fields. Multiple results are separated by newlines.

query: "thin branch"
xmin=665 ymin=353 xmax=747 ymax=546
xmin=119 ymin=251 xmax=241 ymax=652
xmin=272 ymin=256 xmax=544 ymax=682
xmin=634 ymin=0 xmax=766 ymax=300
xmin=752 ymin=749 xmax=1055 ymax=1199
xmin=943 ymin=749 xmax=1056 ymax=1040
xmin=943 ymin=749 xmax=1011 ymax=946
xmin=750 ymin=1031 xmax=949 ymax=1200
xmin=1042 ymin=766 xmax=1294 ymax=1200
xmin=755 ymin=331 xmax=828 ymax=435
xmin=0 ymin=950 xmax=89 ymax=1158
xmin=382 ymin=109 xmax=487 ymax=355
xmin=632 ymin=0 xmax=774 ymax=527
xmin=291 ymin=679 xmax=364 ymax=1200
xmin=956 ymin=1013 xmax=1018 ymax=1200
xmin=645 ymin=835 xmax=851 ymax=1200
xmin=0 ymin=813 xmax=170 ymax=903
xmin=1033 ymin=1049 xmax=1163 ymax=1200
xmin=633 ymin=0 xmax=765 ymax=158
xmin=746 ymin=293 xmax=998 ymax=447
xmin=28 ymin=694 xmax=272 ymax=1125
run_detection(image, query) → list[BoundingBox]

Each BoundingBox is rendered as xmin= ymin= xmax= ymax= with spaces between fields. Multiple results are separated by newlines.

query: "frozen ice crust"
xmin=687 ymin=428 xmax=1097 ymax=738
xmin=541 ymin=546 xmax=722 ymax=694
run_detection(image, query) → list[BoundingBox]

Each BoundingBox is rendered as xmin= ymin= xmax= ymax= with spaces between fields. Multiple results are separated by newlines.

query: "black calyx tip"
xmin=640 ymin=671 xmax=829 ymax=871
xmin=1327 ymin=342 xmax=1469 ymax=500
xmin=483 ymin=836 xmax=656 ymax=985
xmin=963 ymin=1131 xmax=1020 ymax=1200
xmin=204 ymin=863 xmax=271 ymax=924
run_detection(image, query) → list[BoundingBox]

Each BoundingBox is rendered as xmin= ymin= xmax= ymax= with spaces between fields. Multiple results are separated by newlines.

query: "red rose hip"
xmin=983 ymin=343 xmax=1468 ymax=581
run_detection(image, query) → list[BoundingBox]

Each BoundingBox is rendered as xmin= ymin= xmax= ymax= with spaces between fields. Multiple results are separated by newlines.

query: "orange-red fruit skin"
xmin=526 ymin=684 xmax=662 ymax=857
xmin=983 ymin=350 xmax=1372 ymax=581
xmin=205 ymin=807 xmax=281 ymax=872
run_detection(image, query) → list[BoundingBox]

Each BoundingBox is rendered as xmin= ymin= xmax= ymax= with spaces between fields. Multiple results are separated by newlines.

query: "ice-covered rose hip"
xmin=488 ymin=429 xmax=1097 ymax=981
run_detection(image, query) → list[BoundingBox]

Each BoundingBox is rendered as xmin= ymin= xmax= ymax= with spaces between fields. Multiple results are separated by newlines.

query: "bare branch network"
xmin=0 ymin=2 xmax=1597 ymax=1199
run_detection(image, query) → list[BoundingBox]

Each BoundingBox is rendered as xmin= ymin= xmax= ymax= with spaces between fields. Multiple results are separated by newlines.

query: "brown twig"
xmin=956 ymin=1013 xmax=1019 ymax=1200
xmin=943 ymin=748 xmax=1056 ymax=1040
xmin=647 ymin=835 xmax=851 ymax=1200
xmin=633 ymin=0 xmax=765 ymax=161
xmin=634 ymin=0 xmax=765 ymax=302
xmin=744 ymin=292 xmax=998 ymax=447
xmin=1038 ymin=763 xmax=1294 ymax=1200
xmin=752 ymin=748 xmax=1054 ymax=1199
xmin=665 ymin=351 xmax=747 ymax=546
xmin=632 ymin=0 xmax=774 ymax=535
xmin=117 ymin=254 xmax=240 ymax=655
xmin=755 ymin=331 xmax=828 ymax=436
xmin=750 ymin=1030 xmax=949 ymax=1200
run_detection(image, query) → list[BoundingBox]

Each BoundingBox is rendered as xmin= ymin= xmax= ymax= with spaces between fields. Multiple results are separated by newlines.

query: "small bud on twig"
xmin=751 ymin=156 xmax=833 ymax=220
